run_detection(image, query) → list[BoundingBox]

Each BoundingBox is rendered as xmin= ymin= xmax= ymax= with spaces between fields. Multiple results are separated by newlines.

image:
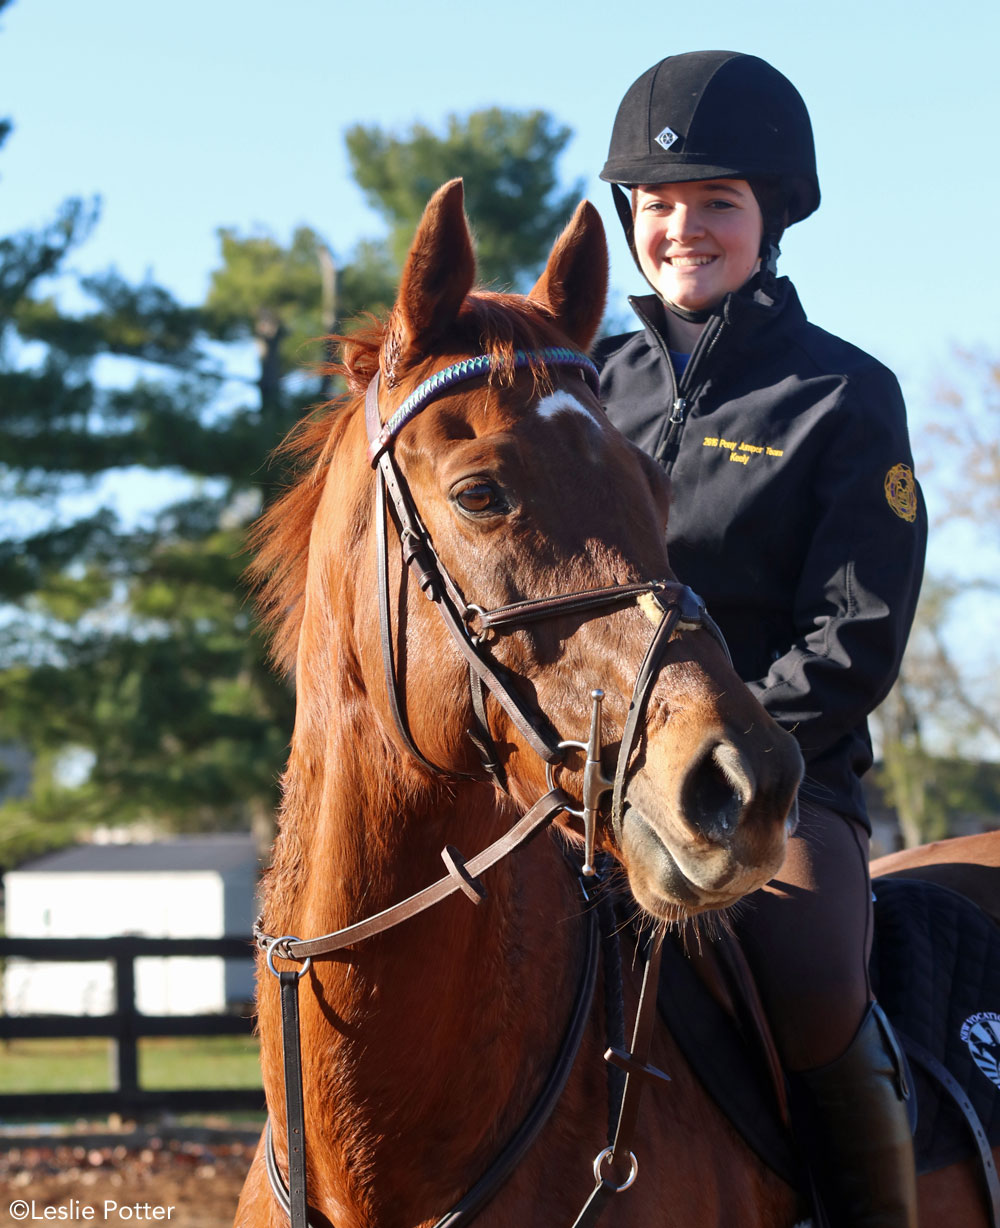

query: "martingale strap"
xmin=256 ymin=788 xmax=573 ymax=962
xmin=279 ymin=971 xmax=308 ymax=1228
xmin=573 ymin=934 xmax=669 ymax=1228
xmin=263 ymin=859 xmax=615 ymax=1228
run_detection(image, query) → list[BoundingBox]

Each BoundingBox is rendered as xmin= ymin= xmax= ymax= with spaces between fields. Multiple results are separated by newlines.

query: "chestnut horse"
xmin=235 ymin=180 xmax=993 ymax=1228
xmin=236 ymin=179 xmax=802 ymax=1228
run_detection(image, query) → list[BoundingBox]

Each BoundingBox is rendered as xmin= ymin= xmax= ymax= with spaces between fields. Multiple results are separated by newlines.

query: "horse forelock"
xmin=449 ymin=290 xmax=583 ymax=387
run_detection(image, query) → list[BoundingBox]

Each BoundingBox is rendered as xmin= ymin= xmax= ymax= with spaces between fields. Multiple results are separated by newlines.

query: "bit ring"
xmin=545 ymin=741 xmax=588 ymax=817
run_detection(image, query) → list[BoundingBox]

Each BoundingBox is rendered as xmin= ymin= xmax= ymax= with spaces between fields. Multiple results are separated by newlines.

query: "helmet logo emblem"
xmin=654 ymin=126 xmax=679 ymax=151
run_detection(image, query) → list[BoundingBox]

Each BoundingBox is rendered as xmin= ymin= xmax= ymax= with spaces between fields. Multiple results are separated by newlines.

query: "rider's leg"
xmin=734 ymin=803 xmax=917 ymax=1228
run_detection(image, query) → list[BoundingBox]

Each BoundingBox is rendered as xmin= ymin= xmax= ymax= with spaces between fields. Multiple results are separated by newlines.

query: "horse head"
xmin=257 ymin=179 xmax=802 ymax=924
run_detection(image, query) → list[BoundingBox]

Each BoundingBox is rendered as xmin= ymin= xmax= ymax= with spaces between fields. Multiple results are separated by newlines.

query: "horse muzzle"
xmin=617 ymin=732 xmax=801 ymax=917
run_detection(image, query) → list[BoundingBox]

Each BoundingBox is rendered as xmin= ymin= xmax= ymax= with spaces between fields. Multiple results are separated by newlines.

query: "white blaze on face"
xmin=533 ymin=389 xmax=598 ymax=425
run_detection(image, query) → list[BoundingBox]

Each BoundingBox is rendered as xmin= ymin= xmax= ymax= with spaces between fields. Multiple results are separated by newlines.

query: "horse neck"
xmin=261 ymin=661 xmax=588 ymax=1221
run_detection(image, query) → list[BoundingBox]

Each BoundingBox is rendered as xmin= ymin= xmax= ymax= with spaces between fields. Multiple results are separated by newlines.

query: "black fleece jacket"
xmin=595 ymin=279 xmax=927 ymax=826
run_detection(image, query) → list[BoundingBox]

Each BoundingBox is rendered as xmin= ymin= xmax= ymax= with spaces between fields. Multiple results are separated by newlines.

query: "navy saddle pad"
xmin=872 ymin=875 xmax=1000 ymax=1171
xmin=657 ymin=875 xmax=1000 ymax=1181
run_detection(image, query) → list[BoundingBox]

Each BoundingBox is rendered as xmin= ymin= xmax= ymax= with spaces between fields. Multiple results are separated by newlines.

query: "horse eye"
xmin=453 ymin=481 xmax=505 ymax=515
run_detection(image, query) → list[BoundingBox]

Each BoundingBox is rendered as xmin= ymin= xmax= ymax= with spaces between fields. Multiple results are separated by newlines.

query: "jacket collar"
xmin=630 ymin=276 xmax=804 ymax=355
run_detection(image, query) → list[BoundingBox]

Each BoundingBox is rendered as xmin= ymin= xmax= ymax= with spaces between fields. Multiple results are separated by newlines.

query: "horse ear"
xmin=384 ymin=179 xmax=475 ymax=379
xmin=529 ymin=201 xmax=608 ymax=351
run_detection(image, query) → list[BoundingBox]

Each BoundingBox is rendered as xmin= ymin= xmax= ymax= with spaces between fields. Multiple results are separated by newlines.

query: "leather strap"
xmin=712 ymin=932 xmax=791 ymax=1126
xmin=432 ymin=891 xmax=602 ymax=1228
xmin=257 ymin=788 xmax=571 ymax=960
xmin=467 ymin=665 xmax=508 ymax=791
xmin=606 ymin=933 xmax=669 ymax=1163
xmin=375 ymin=460 xmax=455 ymax=777
xmin=611 ymin=601 xmax=680 ymax=839
xmin=279 ymin=971 xmax=308 ymax=1228
xmin=902 ymin=1035 xmax=1000 ymax=1228
xmin=572 ymin=934 xmax=669 ymax=1228
xmin=598 ymin=891 xmax=627 ymax=1143
xmin=475 ymin=583 xmax=677 ymax=632
xmin=264 ymin=862 xmax=605 ymax=1228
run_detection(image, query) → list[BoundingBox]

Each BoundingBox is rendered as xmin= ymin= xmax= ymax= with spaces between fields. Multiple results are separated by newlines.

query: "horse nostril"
xmin=680 ymin=743 xmax=748 ymax=844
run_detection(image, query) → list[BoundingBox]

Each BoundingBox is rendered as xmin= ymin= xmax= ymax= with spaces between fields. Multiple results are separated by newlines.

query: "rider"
xmin=595 ymin=50 xmax=926 ymax=1226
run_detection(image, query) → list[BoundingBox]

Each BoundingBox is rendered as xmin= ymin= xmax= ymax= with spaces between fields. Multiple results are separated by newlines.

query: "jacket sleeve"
xmin=745 ymin=365 xmax=927 ymax=762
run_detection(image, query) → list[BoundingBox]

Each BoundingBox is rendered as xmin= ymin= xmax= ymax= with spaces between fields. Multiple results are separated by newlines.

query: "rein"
xmin=257 ymin=346 xmax=733 ymax=1228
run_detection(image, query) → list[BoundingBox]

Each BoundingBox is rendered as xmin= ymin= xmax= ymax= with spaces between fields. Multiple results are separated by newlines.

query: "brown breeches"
xmin=733 ymin=802 xmax=874 ymax=1071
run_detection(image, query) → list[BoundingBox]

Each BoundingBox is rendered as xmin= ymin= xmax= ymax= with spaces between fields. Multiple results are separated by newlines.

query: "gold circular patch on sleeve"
xmin=884 ymin=463 xmax=918 ymax=522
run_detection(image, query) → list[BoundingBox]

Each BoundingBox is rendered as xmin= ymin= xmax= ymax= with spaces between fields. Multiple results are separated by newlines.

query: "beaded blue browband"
xmin=367 ymin=347 xmax=600 ymax=464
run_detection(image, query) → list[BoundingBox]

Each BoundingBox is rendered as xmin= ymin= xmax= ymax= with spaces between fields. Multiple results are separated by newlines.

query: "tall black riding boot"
xmin=795 ymin=1002 xmax=917 ymax=1228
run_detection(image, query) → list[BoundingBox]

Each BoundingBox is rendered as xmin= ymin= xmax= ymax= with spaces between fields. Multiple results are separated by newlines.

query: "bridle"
xmin=255 ymin=345 xmax=733 ymax=1228
xmin=364 ymin=348 xmax=730 ymax=855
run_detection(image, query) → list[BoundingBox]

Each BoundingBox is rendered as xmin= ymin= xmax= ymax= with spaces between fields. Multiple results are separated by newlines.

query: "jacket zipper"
xmin=629 ymin=297 xmax=726 ymax=472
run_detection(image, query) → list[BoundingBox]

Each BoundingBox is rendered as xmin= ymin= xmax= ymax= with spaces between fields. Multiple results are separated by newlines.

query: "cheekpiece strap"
xmin=367 ymin=347 xmax=600 ymax=465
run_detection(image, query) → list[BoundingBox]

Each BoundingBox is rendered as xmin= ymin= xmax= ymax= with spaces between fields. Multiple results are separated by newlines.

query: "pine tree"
xmin=0 ymin=102 xmax=583 ymax=868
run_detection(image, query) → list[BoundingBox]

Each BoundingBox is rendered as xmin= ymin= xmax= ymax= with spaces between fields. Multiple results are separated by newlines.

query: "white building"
xmin=3 ymin=834 xmax=260 ymax=1016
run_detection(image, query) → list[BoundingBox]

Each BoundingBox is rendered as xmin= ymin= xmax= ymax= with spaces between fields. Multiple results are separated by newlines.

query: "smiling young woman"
xmin=631 ymin=179 xmax=764 ymax=344
xmin=595 ymin=50 xmax=927 ymax=1228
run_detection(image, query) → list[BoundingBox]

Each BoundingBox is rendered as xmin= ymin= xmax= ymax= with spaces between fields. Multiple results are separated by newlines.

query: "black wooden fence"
xmin=0 ymin=936 xmax=265 ymax=1118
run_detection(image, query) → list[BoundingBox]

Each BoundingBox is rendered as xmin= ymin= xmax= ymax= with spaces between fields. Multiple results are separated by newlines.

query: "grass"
xmin=0 ymin=1035 xmax=262 ymax=1093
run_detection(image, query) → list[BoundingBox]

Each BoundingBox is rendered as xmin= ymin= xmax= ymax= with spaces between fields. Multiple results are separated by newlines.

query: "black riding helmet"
xmin=601 ymin=51 xmax=820 ymax=314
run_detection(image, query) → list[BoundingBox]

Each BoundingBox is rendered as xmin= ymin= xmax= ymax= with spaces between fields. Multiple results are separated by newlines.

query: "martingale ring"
xmin=593 ymin=1146 xmax=639 ymax=1192
xmin=266 ymin=935 xmax=312 ymax=980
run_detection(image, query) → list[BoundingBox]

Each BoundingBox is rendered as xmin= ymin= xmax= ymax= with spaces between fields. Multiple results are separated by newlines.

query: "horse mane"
xmin=248 ymin=291 xmax=574 ymax=675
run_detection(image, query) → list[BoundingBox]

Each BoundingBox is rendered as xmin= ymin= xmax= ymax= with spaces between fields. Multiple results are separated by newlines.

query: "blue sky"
xmin=1 ymin=0 xmax=998 ymax=749
xmin=2 ymin=0 xmax=998 ymax=557
xmin=3 ymin=0 xmax=998 ymax=389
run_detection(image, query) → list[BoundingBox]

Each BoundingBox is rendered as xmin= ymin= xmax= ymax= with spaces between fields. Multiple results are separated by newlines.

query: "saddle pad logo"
xmin=654 ymin=126 xmax=679 ymax=151
xmin=884 ymin=463 xmax=918 ymax=522
xmin=961 ymin=1012 xmax=1000 ymax=1088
